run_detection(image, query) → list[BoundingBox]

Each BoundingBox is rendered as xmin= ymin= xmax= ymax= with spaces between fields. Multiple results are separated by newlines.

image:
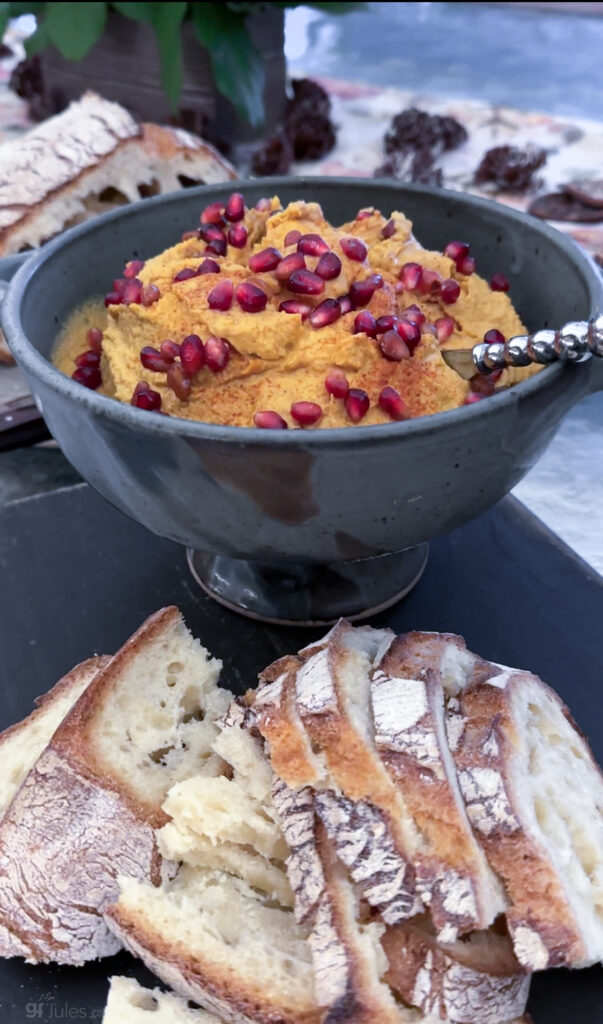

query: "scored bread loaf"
xmin=103 ymin=976 xmax=223 ymax=1023
xmin=447 ymin=656 xmax=603 ymax=970
xmin=0 ymin=655 xmax=109 ymax=957
xmin=370 ymin=633 xmax=506 ymax=938
xmin=0 ymin=606 xmax=231 ymax=964
xmin=382 ymin=918 xmax=529 ymax=1024
xmin=0 ymin=91 xmax=235 ymax=257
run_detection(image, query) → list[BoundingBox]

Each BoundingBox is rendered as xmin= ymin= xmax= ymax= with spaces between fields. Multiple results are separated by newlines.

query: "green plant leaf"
xmin=191 ymin=1 xmax=264 ymax=127
xmin=110 ymin=1 xmax=156 ymax=23
xmin=151 ymin=1 xmax=187 ymax=109
xmin=0 ymin=3 xmax=11 ymax=43
xmin=24 ymin=16 xmax=51 ymax=54
xmin=46 ymin=1 xmax=107 ymax=60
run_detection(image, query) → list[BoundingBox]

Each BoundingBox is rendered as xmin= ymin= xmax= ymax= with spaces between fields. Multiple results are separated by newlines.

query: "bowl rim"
xmin=3 ymin=176 xmax=601 ymax=447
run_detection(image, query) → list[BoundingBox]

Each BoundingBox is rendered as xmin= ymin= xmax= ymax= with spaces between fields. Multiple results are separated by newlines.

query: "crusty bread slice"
xmin=449 ymin=660 xmax=603 ymax=970
xmin=371 ymin=633 xmax=506 ymax=937
xmin=0 ymin=655 xmax=108 ymax=818
xmin=382 ymin=918 xmax=530 ymax=1024
xmin=0 ymin=606 xmax=231 ymax=964
xmin=106 ymin=866 xmax=318 ymax=1024
xmin=103 ymin=976 xmax=223 ymax=1023
xmin=0 ymin=91 xmax=235 ymax=256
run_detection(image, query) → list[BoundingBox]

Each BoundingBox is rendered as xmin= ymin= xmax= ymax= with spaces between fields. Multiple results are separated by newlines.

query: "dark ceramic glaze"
xmin=3 ymin=180 xmax=602 ymax=619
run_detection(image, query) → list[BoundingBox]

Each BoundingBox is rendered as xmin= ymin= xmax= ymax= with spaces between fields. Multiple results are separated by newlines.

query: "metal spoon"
xmin=441 ymin=314 xmax=603 ymax=379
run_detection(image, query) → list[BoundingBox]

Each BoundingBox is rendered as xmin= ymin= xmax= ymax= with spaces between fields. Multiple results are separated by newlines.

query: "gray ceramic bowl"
xmin=3 ymin=179 xmax=603 ymax=622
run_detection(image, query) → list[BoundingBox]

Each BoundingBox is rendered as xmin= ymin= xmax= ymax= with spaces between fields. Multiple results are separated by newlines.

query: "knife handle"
xmin=0 ymin=403 xmax=50 ymax=452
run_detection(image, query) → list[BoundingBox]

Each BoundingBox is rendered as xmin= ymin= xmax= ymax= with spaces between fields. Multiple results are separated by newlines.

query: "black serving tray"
xmin=0 ymin=483 xmax=601 ymax=1022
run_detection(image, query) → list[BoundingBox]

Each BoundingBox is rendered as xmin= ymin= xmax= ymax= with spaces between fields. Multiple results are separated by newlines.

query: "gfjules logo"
xmin=25 ymin=992 xmax=103 ymax=1019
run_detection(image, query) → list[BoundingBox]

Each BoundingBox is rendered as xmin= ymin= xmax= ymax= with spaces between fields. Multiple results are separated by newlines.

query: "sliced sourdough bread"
xmin=0 ymin=606 xmax=230 ymax=964
xmin=448 ymin=658 xmax=603 ymax=970
xmin=371 ymin=633 xmax=506 ymax=937
xmin=103 ymin=976 xmax=223 ymax=1023
xmin=0 ymin=91 xmax=235 ymax=256
xmin=0 ymin=655 xmax=109 ymax=818
xmin=0 ymin=655 xmax=109 ymax=958
xmin=382 ymin=918 xmax=530 ymax=1024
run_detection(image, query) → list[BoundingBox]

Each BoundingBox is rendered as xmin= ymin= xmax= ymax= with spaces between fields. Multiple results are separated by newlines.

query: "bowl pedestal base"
xmin=186 ymin=544 xmax=429 ymax=626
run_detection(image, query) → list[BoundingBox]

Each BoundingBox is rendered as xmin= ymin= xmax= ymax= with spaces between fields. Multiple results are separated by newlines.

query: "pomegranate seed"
xmin=201 ymin=201 xmax=225 ymax=225
xmin=249 ymin=247 xmax=281 ymax=273
xmin=167 ymin=363 xmax=191 ymax=400
xmin=208 ymin=279 xmax=234 ymax=310
xmin=104 ymin=291 xmax=122 ymax=307
xmin=315 ymin=252 xmax=342 ymax=280
xmin=338 ymin=295 xmax=353 ymax=314
xmin=355 ymin=209 xmax=373 ymax=220
xmin=123 ymin=279 xmax=143 ymax=305
xmin=205 ymin=335 xmax=230 ymax=372
xmin=254 ymin=410 xmax=288 ymax=429
xmin=131 ymin=385 xmax=161 ymax=410
xmin=181 ymin=229 xmax=199 ymax=241
xmin=470 ymin=369 xmax=503 ymax=395
xmin=86 ymin=327 xmax=103 ymax=352
xmin=275 ymin=252 xmax=306 ymax=280
xmin=297 ymin=233 xmax=330 ymax=257
xmin=228 ymin=223 xmax=248 ymax=248
xmin=288 ymin=269 xmax=325 ymax=295
xmin=340 ymin=237 xmax=367 ymax=261
xmin=255 ymin=198 xmax=271 ymax=210
xmin=490 ymin=272 xmax=510 ymax=292
xmin=441 ymin=279 xmax=461 ymax=304
xmin=345 ymin=388 xmax=370 ymax=422
xmin=399 ymin=262 xmax=423 ymax=290
xmin=395 ymin=319 xmax=421 ymax=351
xmin=112 ymin=278 xmax=127 ymax=296
xmin=380 ymin=330 xmax=410 ymax=361
xmin=181 ymin=335 xmax=205 ymax=376
xmin=484 ymin=328 xmax=505 ymax=344
xmin=375 ymin=315 xmax=397 ymax=334
xmin=200 ymin=224 xmax=226 ymax=243
xmin=291 ymin=401 xmax=322 ymax=426
xmin=174 ymin=267 xmax=197 ymax=283
xmin=140 ymin=346 xmax=171 ymax=372
xmin=457 ymin=255 xmax=476 ymax=275
xmin=435 ymin=316 xmax=455 ymax=343
xmin=124 ymin=259 xmax=145 ymax=279
xmin=444 ymin=241 xmax=469 ymax=262
xmin=160 ymin=340 xmax=181 ymax=361
xmin=325 ymin=370 xmax=350 ymax=398
xmin=235 ymin=282 xmax=267 ymax=312
xmin=279 ymin=299 xmax=312 ymax=318
xmin=379 ymin=385 xmax=410 ymax=421
xmin=420 ymin=269 xmax=442 ymax=295
xmin=349 ymin=274 xmax=383 ymax=308
xmin=205 ymin=237 xmax=227 ymax=257
xmin=309 ymin=298 xmax=341 ymax=329
xmin=198 ymin=258 xmax=221 ymax=275
xmin=141 ymin=284 xmax=160 ymax=306
xmin=74 ymin=350 xmax=100 ymax=368
xmin=353 ymin=311 xmax=377 ymax=337
xmin=225 ymin=192 xmax=245 ymax=222
xmin=72 ymin=365 xmax=101 ymax=389
xmin=464 ymin=391 xmax=486 ymax=404
xmin=381 ymin=219 xmax=396 ymax=239
xmin=284 ymin=229 xmax=302 ymax=247
xmin=401 ymin=304 xmax=425 ymax=326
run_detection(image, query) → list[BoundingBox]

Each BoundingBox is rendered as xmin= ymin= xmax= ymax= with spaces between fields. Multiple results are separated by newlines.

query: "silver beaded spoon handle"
xmin=442 ymin=314 xmax=603 ymax=380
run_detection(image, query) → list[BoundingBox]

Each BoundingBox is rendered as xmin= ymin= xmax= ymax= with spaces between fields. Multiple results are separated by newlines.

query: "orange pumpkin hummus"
xmin=54 ymin=195 xmax=531 ymax=427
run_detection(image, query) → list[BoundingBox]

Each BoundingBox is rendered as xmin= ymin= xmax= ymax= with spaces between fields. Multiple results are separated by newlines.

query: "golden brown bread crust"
xmin=106 ymin=898 xmax=322 ymax=1024
xmin=250 ymin=657 xmax=323 ymax=788
xmin=453 ymin=674 xmax=588 ymax=969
